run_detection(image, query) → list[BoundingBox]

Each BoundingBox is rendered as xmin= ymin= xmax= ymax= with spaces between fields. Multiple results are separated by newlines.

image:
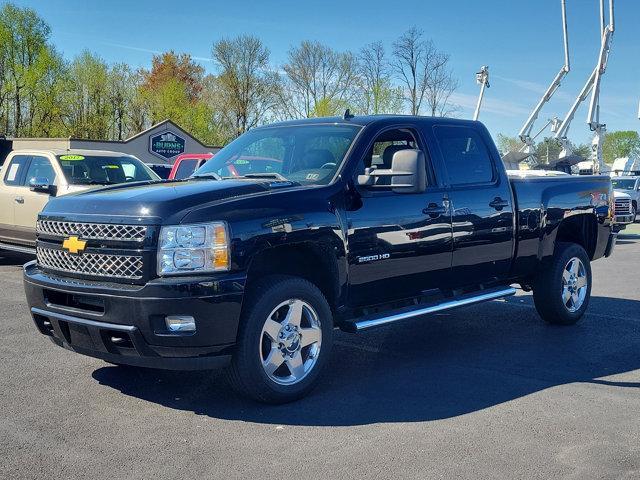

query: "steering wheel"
xmin=320 ymin=162 xmax=336 ymax=169
xmin=125 ymin=176 xmax=135 ymax=182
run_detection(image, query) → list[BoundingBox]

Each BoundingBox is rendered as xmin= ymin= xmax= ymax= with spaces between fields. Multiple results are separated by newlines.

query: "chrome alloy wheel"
xmin=259 ymin=299 xmax=322 ymax=385
xmin=562 ymin=257 xmax=588 ymax=313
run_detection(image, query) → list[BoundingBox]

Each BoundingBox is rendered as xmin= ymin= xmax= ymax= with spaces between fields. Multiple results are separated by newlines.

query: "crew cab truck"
xmin=0 ymin=149 xmax=159 ymax=254
xmin=612 ymin=176 xmax=640 ymax=223
xmin=23 ymin=116 xmax=615 ymax=403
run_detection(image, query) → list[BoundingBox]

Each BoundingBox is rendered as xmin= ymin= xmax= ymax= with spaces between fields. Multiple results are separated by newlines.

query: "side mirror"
xmin=357 ymin=149 xmax=426 ymax=194
xmin=29 ymin=177 xmax=57 ymax=196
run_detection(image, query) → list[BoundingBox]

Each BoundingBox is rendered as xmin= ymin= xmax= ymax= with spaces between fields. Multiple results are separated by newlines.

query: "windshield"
xmin=194 ymin=124 xmax=361 ymax=185
xmin=611 ymin=179 xmax=637 ymax=191
xmin=56 ymin=154 xmax=159 ymax=185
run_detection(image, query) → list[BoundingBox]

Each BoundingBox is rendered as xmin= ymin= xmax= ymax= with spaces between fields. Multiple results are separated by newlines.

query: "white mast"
xmin=518 ymin=0 xmax=570 ymax=156
xmin=555 ymin=0 xmax=614 ymax=173
xmin=473 ymin=66 xmax=490 ymax=121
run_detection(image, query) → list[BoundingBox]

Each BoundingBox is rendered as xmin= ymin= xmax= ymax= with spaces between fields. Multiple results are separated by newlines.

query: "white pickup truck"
xmin=0 ymin=149 xmax=158 ymax=253
xmin=611 ymin=176 xmax=639 ymax=224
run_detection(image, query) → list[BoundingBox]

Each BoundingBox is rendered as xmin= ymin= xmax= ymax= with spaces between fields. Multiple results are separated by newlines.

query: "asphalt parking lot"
xmin=1 ymin=225 xmax=640 ymax=480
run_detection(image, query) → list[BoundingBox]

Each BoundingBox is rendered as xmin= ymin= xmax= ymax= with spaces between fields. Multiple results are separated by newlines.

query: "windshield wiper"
xmin=191 ymin=173 xmax=222 ymax=181
xmin=232 ymin=173 xmax=289 ymax=181
xmin=73 ymin=180 xmax=116 ymax=185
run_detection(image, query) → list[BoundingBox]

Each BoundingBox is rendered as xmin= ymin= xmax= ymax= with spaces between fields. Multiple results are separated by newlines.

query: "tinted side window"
xmin=359 ymin=128 xmax=426 ymax=188
xmin=174 ymin=159 xmax=200 ymax=180
xmin=3 ymin=155 xmax=30 ymax=186
xmin=24 ymin=156 xmax=56 ymax=186
xmin=434 ymin=126 xmax=495 ymax=185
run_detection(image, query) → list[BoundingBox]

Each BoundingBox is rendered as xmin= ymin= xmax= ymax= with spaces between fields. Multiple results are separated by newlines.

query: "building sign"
xmin=149 ymin=131 xmax=185 ymax=159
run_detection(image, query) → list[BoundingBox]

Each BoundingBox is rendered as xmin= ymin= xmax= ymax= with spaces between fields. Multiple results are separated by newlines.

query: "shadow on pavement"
xmin=92 ymin=294 xmax=640 ymax=426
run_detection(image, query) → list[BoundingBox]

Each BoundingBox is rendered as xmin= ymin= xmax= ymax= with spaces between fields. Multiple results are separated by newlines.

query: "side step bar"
xmin=342 ymin=286 xmax=516 ymax=333
xmin=0 ymin=241 xmax=36 ymax=255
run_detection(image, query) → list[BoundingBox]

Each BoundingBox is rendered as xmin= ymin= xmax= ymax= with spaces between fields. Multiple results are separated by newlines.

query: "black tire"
xmin=532 ymin=242 xmax=592 ymax=325
xmin=226 ymin=275 xmax=333 ymax=404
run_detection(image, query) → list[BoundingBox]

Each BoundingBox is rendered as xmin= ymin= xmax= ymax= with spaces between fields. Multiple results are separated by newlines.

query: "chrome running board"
xmin=342 ymin=286 xmax=516 ymax=332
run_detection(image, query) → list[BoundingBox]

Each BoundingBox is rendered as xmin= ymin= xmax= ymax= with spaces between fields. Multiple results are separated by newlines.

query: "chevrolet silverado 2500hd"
xmin=23 ymin=116 xmax=615 ymax=403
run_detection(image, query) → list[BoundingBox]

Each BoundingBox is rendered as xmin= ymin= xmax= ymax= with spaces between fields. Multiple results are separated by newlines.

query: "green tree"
xmin=140 ymin=51 xmax=222 ymax=145
xmin=535 ymin=137 xmax=561 ymax=164
xmin=357 ymin=41 xmax=403 ymax=115
xmin=496 ymin=134 xmax=521 ymax=154
xmin=107 ymin=63 xmax=139 ymax=140
xmin=0 ymin=3 xmax=54 ymax=135
xmin=66 ymin=51 xmax=110 ymax=139
xmin=213 ymin=35 xmax=280 ymax=136
xmin=573 ymin=143 xmax=592 ymax=159
xmin=602 ymin=131 xmax=640 ymax=165
xmin=26 ymin=47 xmax=68 ymax=136
xmin=281 ymin=40 xmax=358 ymax=119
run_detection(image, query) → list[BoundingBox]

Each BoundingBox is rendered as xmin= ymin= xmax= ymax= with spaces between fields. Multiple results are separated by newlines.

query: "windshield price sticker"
xmin=59 ymin=155 xmax=85 ymax=161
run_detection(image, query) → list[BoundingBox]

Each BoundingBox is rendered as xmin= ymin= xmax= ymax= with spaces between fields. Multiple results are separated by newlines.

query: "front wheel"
xmin=226 ymin=276 xmax=333 ymax=403
xmin=532 ymin=242 xmax=592 ymax=325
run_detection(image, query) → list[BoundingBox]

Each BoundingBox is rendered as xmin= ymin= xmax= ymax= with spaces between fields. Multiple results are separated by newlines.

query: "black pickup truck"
xmin=23 ymin=115 xmax=615 ymax=403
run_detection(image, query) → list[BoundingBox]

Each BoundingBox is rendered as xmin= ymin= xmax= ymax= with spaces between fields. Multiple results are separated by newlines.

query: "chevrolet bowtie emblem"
xmin=62 ymin=235 xmax=87 ymax=254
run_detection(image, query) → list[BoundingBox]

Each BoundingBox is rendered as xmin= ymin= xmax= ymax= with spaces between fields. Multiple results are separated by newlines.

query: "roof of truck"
xmin=261 ymin=115 xmax=482 ymax=129
xmin=9 ymin=148 xmax=137 ymax=157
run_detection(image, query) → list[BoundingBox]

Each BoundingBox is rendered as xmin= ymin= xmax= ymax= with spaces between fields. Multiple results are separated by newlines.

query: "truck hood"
xmin=613 ymin=190 xmax=632 ymax=199
xmin=41 ymin=178 xmax=297 ymax=223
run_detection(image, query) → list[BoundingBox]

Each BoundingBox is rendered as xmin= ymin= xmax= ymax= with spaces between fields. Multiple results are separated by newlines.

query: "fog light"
xmin=165 ymin=315 xmax=196 ymax=332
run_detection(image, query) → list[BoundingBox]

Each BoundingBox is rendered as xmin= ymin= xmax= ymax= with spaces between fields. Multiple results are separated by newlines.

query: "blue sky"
xmin=11 ymin=0 xmax=640 ymax=144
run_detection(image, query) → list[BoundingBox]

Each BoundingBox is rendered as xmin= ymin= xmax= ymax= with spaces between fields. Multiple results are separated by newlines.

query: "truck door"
xmin=346 ymin=126 xmax=453 ymax=307
xmin=0 ymin=155 xmax=30 ymax=244
xmin=12 ymin=155 xmax=57 ymax=245
xmin=430 ymin=124 xmax=514 ymax=286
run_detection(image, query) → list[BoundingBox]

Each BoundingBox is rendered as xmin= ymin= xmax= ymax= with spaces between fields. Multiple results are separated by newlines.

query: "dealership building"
xmin=0 ymin=120 xmax=220 ymax=166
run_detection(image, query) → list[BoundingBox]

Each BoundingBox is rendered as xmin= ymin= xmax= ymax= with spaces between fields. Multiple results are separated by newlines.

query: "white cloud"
xmin=102 ymin=42 xmax=216 ymax=63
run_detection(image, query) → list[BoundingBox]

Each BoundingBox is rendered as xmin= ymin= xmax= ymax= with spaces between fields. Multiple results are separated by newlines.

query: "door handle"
xmin=423 ymin=202 xmax=446 ymax=217
xmin=14 ymin=196 xmax=24 ymax=204
xmin=489 ymin=197 xmax=509 ymax=210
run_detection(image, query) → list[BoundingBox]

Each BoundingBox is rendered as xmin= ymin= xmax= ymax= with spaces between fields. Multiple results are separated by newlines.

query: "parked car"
xmin=148 ymin=163 xmax=173 ymax=179
xmin=23 ymin=116 xmax=615 ymax=403
xmin=168 ymin=153 xmax=213 ymax=180
xmin=0 ymin=149 xmax=159 ymax=253
xmin=611 ymin=175 xmax=639 ymax=222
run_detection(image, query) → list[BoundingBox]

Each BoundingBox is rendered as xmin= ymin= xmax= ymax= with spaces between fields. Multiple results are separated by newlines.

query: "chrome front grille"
xmin=36 ymin=220 xmax=147 ymax=242
xmin=36 ymin=246 xmax=143 ymax=280
xmin=614 ymin=199 xmax=631 ymax=215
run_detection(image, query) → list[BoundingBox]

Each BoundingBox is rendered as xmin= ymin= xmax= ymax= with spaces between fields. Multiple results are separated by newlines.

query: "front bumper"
xmin=614 ymin=214 xmax=634 ymax=225
xmin=23 ymin=261 xmax=246 ymax=370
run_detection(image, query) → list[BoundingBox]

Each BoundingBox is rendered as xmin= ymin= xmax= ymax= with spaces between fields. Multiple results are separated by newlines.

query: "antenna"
xmin=518 ymin=0 xmax=570 ymax=154
xmin=473 ymin=66 xmax=490 ymax=121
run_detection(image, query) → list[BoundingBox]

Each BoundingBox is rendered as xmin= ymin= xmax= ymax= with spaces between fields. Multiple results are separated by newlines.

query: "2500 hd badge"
xmin=357 ymin=253 xmax=391 ymax=263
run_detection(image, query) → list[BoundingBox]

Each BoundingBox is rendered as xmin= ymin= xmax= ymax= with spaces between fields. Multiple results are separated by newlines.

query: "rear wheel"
xmin=227 ymin=276 xmax=333 ymax=403
xmin=532 ymin=242 xmax=592 ymax=325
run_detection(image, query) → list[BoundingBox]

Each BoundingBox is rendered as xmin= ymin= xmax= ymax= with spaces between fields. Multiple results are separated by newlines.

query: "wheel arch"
xmin=244 ymin=241 xmax=343 ymax=313
xmin=549 ymin=213 xmax=598 ymax=260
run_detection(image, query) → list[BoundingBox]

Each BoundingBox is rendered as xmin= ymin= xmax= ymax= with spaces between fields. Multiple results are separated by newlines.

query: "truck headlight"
xmin=157 ymin=222 xmax=230 ymax=275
